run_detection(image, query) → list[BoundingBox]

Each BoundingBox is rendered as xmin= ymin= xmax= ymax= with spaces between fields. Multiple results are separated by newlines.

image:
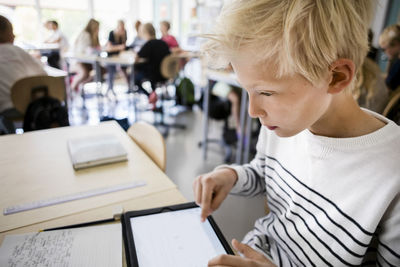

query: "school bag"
xmin=175 ymin=77 xmax=195 ymax=107
xmin=23 ymin=86 xmax=69 ymax=132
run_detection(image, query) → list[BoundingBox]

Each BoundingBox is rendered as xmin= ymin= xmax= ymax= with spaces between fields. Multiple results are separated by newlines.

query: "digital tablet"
xmin=122 ymin=202 xmax=234 ymax=267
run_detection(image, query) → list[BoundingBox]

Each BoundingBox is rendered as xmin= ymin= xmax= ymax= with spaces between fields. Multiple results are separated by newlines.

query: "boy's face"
xmin=231 ymin=55 xmax=332 ymax=137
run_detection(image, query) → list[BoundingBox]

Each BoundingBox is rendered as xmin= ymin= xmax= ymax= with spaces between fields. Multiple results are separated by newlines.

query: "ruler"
xmin=3 ymin=180 xmax=146 ymax=215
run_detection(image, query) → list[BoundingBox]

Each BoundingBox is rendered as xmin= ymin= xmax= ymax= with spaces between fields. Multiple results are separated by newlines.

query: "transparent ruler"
xmin=3 ymin=180 xmax=146 ymax=215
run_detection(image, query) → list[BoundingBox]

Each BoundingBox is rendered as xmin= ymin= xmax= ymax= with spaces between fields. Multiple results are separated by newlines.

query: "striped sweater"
xmin=227 ymin=111 xmax=400 ymax=266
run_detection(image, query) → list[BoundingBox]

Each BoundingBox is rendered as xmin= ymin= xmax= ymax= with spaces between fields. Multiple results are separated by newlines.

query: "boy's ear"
xmin=328 ymin=59 xmax=355 ymax=94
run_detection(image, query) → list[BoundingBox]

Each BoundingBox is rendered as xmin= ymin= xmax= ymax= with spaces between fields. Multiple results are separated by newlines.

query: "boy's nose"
xmin=248 ymin=94 xmax=265 ymax=119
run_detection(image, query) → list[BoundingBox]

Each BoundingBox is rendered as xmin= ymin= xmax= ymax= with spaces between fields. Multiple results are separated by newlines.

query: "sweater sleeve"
xmin=376 ymin=193 xmax=400 ymax=266
xmin=217 ymin=128 xmax=267 ymax=197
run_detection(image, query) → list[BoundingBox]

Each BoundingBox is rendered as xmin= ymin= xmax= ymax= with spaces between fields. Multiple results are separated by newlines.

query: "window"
xmin=0 ymin=1 xmax=38 ymax=43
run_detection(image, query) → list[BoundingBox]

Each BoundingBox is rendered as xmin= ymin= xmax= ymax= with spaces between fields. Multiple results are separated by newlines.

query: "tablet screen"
xmin=129 ymin=207 xmax=228 ymax=267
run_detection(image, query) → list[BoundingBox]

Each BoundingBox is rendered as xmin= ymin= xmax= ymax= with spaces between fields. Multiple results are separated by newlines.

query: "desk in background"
xmin=18 ymin=42 xmax=60 ymax=53
xmin=64 ymin=51 xmax=137 ymax=96
xmin=44 ymin=65 xmax=68 ymax=77
xmin=203 ymin=69 xmax=254 ymax=164
xmin=0 ymin=121 xmax=186 ymax=244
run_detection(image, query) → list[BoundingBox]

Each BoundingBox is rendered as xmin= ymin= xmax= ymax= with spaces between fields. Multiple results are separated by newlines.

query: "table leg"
xmin=236 ymin=89 xmax=248 ymax=164
xmin=94 ymin=61 xmax=102 ymax=96
xmin=106 ymin=65 xmax=116 ymax=95
xmin=244 ymin=114 xmax=252 ymax=163
xmin=201 ymin=82 xmax=210 ymax=160
xmin=64 ymin=60 xmax=72 ymax=108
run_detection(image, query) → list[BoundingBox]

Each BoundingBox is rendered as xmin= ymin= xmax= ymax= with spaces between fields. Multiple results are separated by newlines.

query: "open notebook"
xmin=0 ymin=203 xmax=233 ymax=267
xmin=67 ymin=134 xmax=128 ymax=170
xmin=0 ymin=224 xmax=122 ymax=267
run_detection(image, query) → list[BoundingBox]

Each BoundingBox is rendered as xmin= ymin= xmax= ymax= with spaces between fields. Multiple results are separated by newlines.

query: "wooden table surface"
xmin=0 ymin=121 xmax=186 ymax=243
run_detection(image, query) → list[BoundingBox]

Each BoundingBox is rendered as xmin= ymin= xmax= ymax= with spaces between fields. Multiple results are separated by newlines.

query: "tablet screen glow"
xmin=130 ymin=207 xmax=227 ymax=266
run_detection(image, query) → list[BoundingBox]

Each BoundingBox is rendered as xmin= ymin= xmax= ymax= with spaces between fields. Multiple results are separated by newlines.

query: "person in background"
xmin=353 ymin=57 xmax=389 ymax=114
xmin=160 ymin=20 xmax=181 ymax=53
xmin=105 ymin=20 xmax=128 ymax=96
xmin=43 ymin=20 xmax=69 ymax=69
xmin=0 ymin=15 xmax=46 ymax=132
xmin=106 ymin=19 xmax=127 ymax=56
xmin=44 ymin=20 xmax=69 ymax=53
xmin=193 ymin=0 xmax=399 ymax=266
xmin=71 ymin=18 xmax=101 ymax=92
xmin=129 ymin=20 xmax=145 ymax=51
xmin=379 ymin=24 xmax=400 ymax=91
xmin=134 ymin=23 xmax=170 ymax=100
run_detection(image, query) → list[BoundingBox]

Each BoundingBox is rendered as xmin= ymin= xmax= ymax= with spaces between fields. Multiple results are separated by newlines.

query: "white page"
xmin=130 ymin=207 xmax=228 ymax=267
xmin=0 ymin=223 xmax=122 ymax=267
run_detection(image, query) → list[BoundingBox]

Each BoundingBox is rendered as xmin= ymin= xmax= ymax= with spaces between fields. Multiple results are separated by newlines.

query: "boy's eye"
xmin=260 ymin=92 xmax=273 ymax=96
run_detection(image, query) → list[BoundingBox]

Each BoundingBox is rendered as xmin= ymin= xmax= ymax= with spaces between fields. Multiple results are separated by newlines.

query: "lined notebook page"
xmin=0 ymin=223 xmax=122 ymax=267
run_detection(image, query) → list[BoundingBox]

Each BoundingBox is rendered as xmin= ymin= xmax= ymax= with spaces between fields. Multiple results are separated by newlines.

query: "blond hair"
xmin=379 ymin=24 xmax=400 ymax=48
xmin=84 ymin=18 xmax=100 ymax=47
xmin=203 ymin=0 xmax=373 ymax=86
xmin=142 ymin=23 xmax=156 ymax=38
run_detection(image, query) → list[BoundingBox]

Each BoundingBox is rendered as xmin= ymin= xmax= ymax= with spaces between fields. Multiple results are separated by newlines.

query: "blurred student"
xmin=71 ymin=18 xmax=101 ymax=92
xmin=129 ymin=20 xmax=145 ymax=51
xmin=134 ymin=23 xmax=170 ymax=98
xmin=353 ymin=57 xmax=389 ymax=114
xmin=379 ymin=24 xmax=400 ymax=91
xmin=160 ymin=20 xmax=180 ymax=53
xmin=0 ymin=15 xmax=46 ymax=132
xmin=43 ymin=20 xmax=69 ymax=69
xmin=44 ymin=20 xmax=69 ymax=53
xmin=106 ymin=19 xmax=127 ymax=55
xmin=105 ymin=20 xmax=128 ymax=96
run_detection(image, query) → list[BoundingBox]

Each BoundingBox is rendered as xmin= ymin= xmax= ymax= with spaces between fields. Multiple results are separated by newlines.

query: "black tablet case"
xmin=121 ymin=202 xmax=234 ymax=267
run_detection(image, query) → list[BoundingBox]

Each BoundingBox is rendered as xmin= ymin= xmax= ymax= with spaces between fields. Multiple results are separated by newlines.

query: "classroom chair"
xmin=127 ymin=121 xmax=166 ymax=172
xmin=11 ymin=75 xmax=66 ymax=115
xmin=151 ymin=54 xmax=186 ymax=136
xmin=1 ymin=75 xmax=67 ymax=133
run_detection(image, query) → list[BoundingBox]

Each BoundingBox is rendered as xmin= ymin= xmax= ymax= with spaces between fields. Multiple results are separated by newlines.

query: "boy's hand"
xmin=208 ymin=239 xmax=276 ymax=267
xmin=193 ymin=168 xmax=238 ymax=222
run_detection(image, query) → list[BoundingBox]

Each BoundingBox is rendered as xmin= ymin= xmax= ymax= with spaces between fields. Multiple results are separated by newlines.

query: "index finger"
xmin=201 ymin=179 xmax=215 ymax=222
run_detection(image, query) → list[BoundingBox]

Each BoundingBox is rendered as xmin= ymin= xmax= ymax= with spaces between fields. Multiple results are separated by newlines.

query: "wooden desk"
xmin=0 ymin=121 xmax=186 ymax=244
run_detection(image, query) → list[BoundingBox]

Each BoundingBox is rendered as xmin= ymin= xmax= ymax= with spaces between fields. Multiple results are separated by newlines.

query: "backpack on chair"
xmin=175 ymin=77 xmax=195 ymax=107
xmin=23 ymin=86 xmax=69 ymax=132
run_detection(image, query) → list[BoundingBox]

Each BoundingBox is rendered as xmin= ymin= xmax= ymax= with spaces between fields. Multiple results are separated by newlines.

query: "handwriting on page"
xmin=6 ymin=231 xmax=74 ymax=266
xmin=0 ymin=224 xmax=122 ymax=267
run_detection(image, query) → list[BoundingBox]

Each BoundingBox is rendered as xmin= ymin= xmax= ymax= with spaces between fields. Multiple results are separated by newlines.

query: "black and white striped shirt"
xmin=227 ymin=111 xmax=400 ymax=266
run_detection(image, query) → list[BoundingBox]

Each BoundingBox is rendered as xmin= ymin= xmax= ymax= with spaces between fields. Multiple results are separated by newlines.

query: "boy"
xmin=193 ymin=1 xmax=400 ymax=266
